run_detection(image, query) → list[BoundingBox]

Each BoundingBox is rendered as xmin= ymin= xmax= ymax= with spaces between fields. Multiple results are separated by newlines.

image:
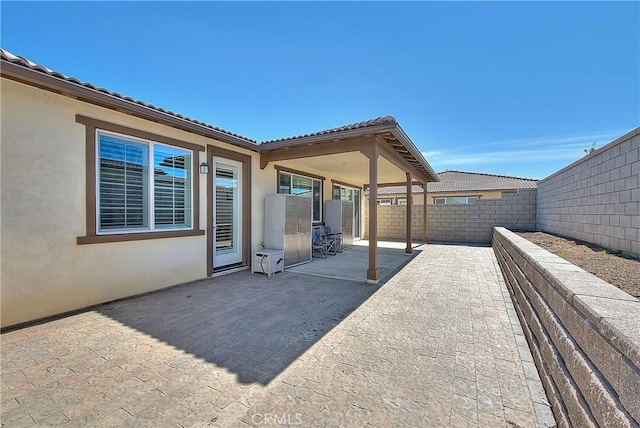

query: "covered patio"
xmin=259 ymin=116 xmax=439 ymax=283
xmin=288 ymin=240 xmax=425 ymax=283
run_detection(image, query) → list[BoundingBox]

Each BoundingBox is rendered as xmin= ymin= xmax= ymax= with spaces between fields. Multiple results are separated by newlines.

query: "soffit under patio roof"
xmin=272 ymin=153 xmax=415 ymax=186
xmin=259 ymin=116 xmax=440 ymax=185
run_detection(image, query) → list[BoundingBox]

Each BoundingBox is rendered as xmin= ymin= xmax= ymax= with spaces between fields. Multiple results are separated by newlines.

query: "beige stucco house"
xmin=366 ymin=170 xmax=538 ymax=205
xmin=0 ymin=49 xmax=439 ymax=328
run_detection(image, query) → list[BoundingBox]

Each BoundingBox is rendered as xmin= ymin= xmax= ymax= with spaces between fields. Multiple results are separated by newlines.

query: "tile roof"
xmin=0 ymin=48 xmax=435 ymax=183
xmin=260 ymin=116 xmax=398 ymax=144
xmin=259 ymin=115 xmax=439 ymax=183
xmin=0 ymin=48 xmax=257 ymax=144
xmin=371 ymin=170 xmax=537 ymax=195
xmin=375 ymin=185 xmax=425 ymax=195
xmin=429 ymin=170 xmax=537 ymax=192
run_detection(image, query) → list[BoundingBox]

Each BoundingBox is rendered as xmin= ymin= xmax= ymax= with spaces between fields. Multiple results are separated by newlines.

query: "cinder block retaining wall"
xmin=364 ymin=189 xmax=536 ymax=243
xmin=537 ymin=128 xmax=640 ymax=257
xmin=493 ymin=227 xmax=640 ymax=427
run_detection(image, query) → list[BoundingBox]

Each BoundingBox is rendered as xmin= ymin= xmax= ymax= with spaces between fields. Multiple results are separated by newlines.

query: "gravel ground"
xmin=516 ymin=231 xmax=640 ymax=298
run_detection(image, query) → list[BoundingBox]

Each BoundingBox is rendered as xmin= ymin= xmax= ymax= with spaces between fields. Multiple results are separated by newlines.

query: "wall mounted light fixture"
xmin=199 ymin=162 xmax=209 ymax=174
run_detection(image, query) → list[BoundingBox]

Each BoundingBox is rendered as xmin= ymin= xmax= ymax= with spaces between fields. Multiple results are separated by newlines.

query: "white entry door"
xmin=213 ymin=158 xmax=242 ymax=268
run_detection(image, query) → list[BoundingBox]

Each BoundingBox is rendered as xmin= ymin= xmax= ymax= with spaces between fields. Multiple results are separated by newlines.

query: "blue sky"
xmin=2 ymin=2 xmax=638 ymax=179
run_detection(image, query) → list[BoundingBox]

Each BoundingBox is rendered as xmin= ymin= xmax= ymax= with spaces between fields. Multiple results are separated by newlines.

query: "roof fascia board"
xmin=258 ymin=123 xmax=398 ymax=151
xmin=389 ymin=126 xmax=439 ymax=182
xmin=260 ymin=137 xmax=373 ymax=169
xmin=376 ymin=137 xmax=429 ymax=185
xmin=363 ymin=181 xmax=424 ymax=190
xmin=1 ymin=62 xmax=259 ymax=152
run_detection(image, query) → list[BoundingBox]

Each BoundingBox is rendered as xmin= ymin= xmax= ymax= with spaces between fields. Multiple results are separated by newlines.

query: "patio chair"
xmin=323 ymin=226 xmax=343 ymax=255
xmin=312 ymin=226 xmax=328 ymax=259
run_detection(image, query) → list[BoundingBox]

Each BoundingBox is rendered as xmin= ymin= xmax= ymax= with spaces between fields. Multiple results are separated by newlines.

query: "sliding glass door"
xmin=332 ymin=184 xmax=361 ymax=239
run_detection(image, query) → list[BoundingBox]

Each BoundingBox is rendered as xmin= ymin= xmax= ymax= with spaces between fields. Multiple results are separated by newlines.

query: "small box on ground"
xmin=252 ymin=249 xmax=284 ymax=276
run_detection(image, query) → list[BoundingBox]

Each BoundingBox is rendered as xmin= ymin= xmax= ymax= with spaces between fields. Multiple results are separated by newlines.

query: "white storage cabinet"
xmin=264 ymin=194 xmax=312 ymax=268
xmin=325 ymin=200 xmax=354 ymax=246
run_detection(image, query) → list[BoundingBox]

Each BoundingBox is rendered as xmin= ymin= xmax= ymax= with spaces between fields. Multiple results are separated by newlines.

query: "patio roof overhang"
xmin=259 ymin=116 xmax=439 ymax=283
xmin=258 ymin=116 xmax=439 ymax=186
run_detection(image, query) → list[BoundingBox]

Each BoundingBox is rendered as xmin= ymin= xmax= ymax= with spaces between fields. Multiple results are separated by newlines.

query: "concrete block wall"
xmin=493 ymin=227 xmax=640 ymax=427
xmin=537 ymin=128 xmax=640 ymax=257
xmin=427 ymin=189 xmax=537 ymax=243
xmin=363 ymin=205 xmax=425 ymax=241
xmin=364 ymin=189 xmax=536 ymax=243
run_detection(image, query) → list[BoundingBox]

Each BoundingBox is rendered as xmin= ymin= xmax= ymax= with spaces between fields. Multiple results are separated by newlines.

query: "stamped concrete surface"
xmin=288 ymin=241 xmax=421 ymax=282
xmin=1 ymin=244 xmax=553 ymax=427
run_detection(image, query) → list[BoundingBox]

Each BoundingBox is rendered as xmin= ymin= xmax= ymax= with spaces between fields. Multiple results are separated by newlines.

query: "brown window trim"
xmin=76 ymin=115 xmax=206 ymax=152
xmin=331 ymin=179 xmax=362 ymax=190
xmin=274 ymin=165 xmax=324 ymax=223
xmin=78 ymin=230 xmax=205 ymax=245
xmin=274 ymin=165 xmax=326 ymax=181
xmin=76 ymin=115 xmax=205 ymax=245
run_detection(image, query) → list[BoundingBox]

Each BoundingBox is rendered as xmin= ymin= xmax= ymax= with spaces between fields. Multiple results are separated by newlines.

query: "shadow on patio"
xmin=96 ymin=269 xmax=377 ymax=386
xmin=95 ymin=243 xmax=420 ymax=386
xmin=95 ymin=242 xmax=422 ymax=386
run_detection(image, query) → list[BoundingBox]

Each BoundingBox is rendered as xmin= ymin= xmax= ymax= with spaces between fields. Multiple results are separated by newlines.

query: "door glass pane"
xmin=278 ymin=172 xmax=291 ymax=194
xmin=215 ymin=163 xmax=237 ymax=254
xmin=354 ymin=189 xmax=360 ymax=237
xmin=332 ymin=184 xmax=341 ymax=200
xmin=312 ymin=179 xmax=321 ymax=222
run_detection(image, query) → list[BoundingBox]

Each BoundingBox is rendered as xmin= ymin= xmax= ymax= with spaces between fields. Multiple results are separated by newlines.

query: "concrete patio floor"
xmin=1 ymin=244 xmax=554 ymax=427
xmin=288 ymin=240 xmax=423 ymax=283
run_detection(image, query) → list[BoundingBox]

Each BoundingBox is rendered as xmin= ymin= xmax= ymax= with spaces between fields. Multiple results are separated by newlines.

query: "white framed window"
xmin=97 ymin=130 xmax=193 ymax=234
xmin=377 ymin=198 xmax=393 ymax=205
xmin=278 ymin=171 xmax=322 ymax=222
xmin=434 ymin=196 xmax=479 ymax=205
xmin=397 ymin=198 xmax=407 ymax=205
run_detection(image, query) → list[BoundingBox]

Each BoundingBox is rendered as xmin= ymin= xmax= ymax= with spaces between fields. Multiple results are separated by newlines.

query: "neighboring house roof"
xmin=368 ymin=170 xmax=538 ymax=195
xmin=374 ymin=185 xmax=425 ymax=196
xmin=430 ymin=170 xmax=537 ymax=192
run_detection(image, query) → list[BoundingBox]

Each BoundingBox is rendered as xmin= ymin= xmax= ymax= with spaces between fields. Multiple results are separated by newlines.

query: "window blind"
xmin=154 ymin=146 xmax=191 ymax=229
xmin=99 ymin=135 xmax=148 ymax=230
xmin=215 ymin=165 xmax=237 ymax=251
